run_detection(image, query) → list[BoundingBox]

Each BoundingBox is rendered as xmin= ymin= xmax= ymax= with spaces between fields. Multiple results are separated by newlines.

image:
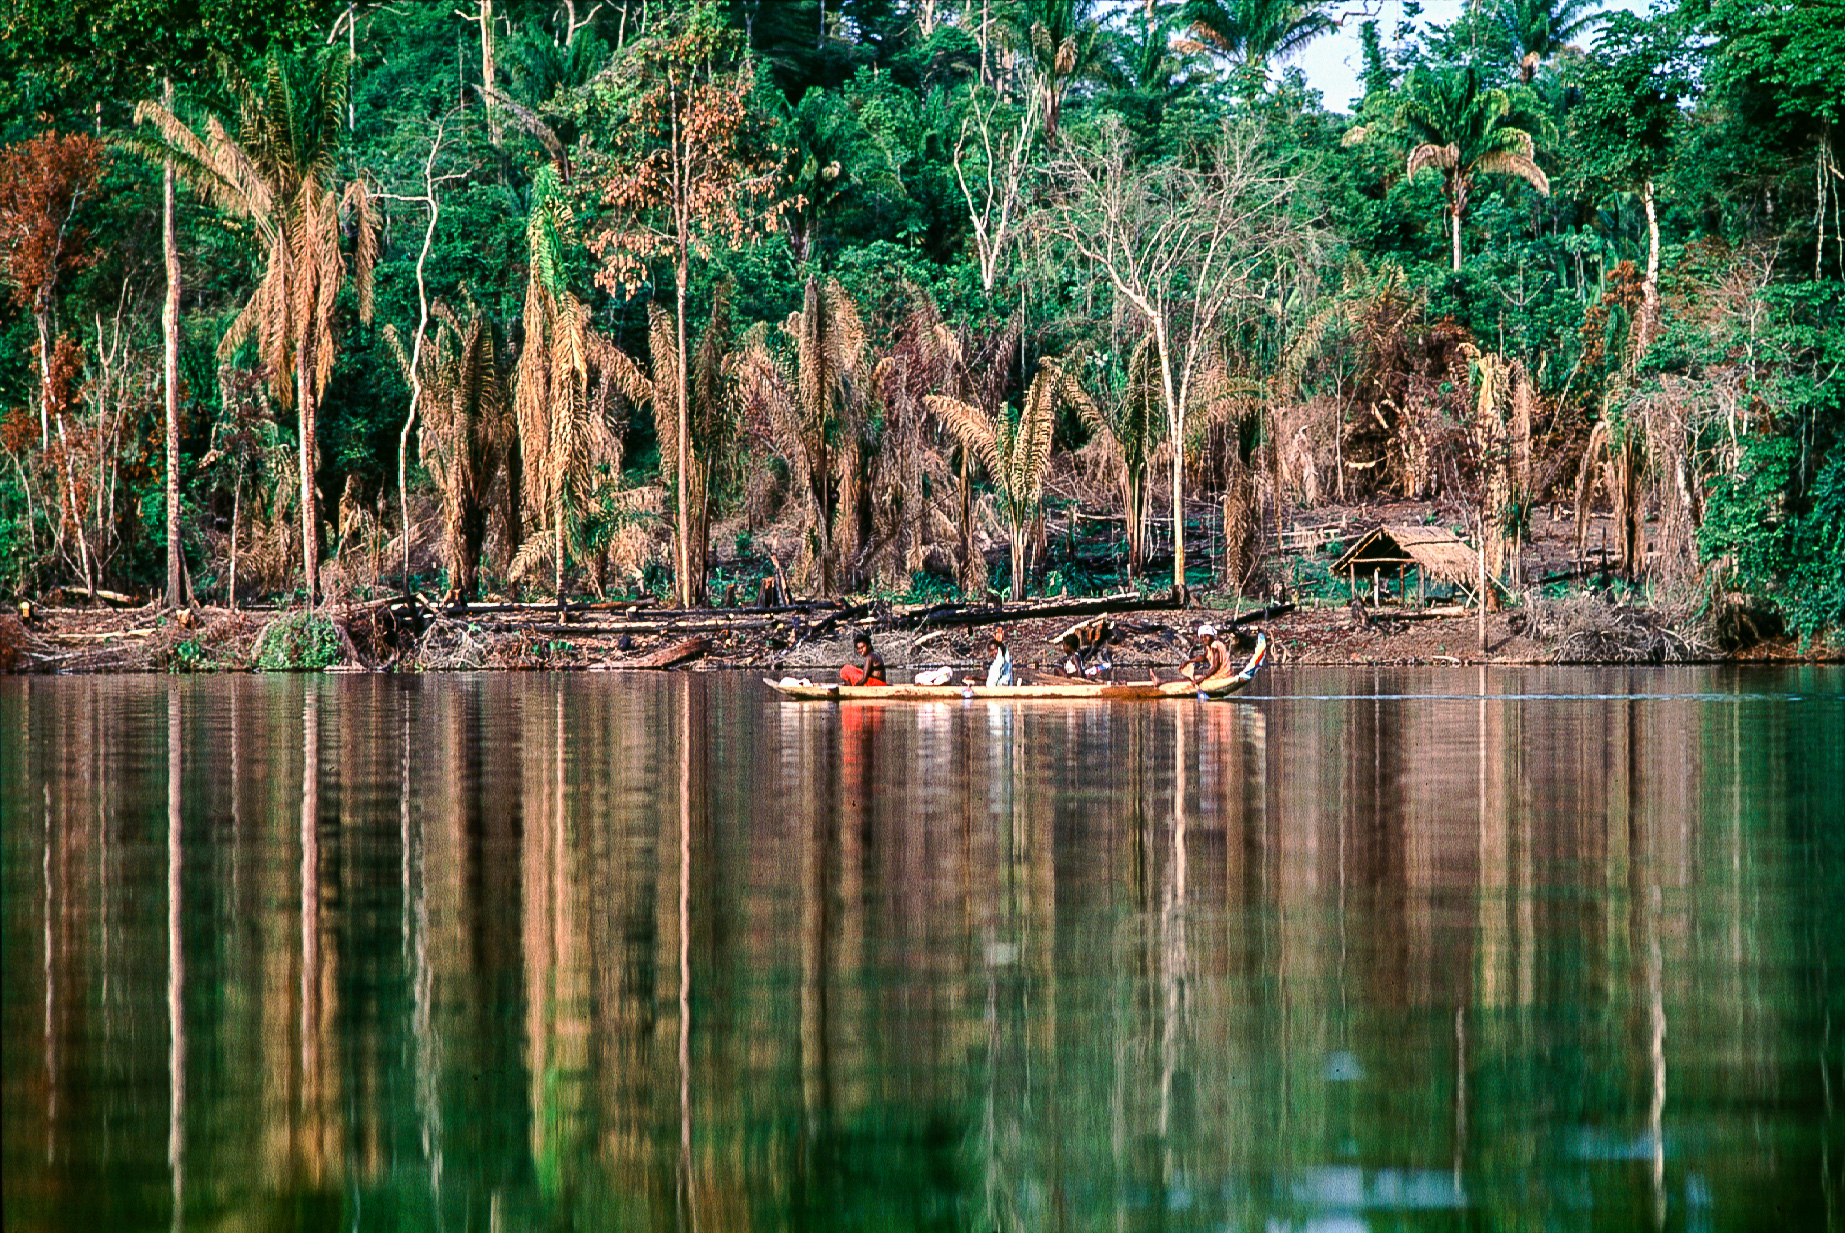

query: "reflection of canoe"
xmin=768 ymin=634 xmax=1267 ymax=701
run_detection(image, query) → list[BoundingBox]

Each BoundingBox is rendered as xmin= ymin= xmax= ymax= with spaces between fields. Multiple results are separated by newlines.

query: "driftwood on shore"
xmin=599 ymin=635 xmax=711 ymax=670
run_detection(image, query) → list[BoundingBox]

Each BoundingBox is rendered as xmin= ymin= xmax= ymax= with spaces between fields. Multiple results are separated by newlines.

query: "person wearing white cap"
xmin=1181 ymin=620 xmax=1232 ymax=684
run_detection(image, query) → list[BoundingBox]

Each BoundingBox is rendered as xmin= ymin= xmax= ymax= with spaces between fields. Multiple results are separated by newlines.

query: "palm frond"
xmin=1473 ymin=149 xmax=1550 ymax=195
xmin=925 ymin=395 xmax=1000 ymax=479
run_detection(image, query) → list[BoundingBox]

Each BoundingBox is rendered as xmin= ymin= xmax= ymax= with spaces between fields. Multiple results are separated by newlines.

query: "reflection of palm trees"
xmin=1159 ymin=707 xmax=1190 ymax=1184
xmin=400 ymin=698 xmax=441 ymax=1196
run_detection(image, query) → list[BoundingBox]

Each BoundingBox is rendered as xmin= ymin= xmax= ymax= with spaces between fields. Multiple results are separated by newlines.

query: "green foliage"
xmin=0 ymin=0 xmax=1841 ymax=634
xmin=1701 ymin=438 xmax=1845 ymax=641
xmin=252 ymin=611 xmax=346 ymax=670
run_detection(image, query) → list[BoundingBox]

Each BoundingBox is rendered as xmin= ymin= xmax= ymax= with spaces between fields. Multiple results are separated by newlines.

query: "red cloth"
xmin=839 ymin=665 xmax=888 ymax=687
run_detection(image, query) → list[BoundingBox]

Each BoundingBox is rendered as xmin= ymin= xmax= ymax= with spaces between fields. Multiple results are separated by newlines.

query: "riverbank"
xmin=4 ymin=592 xmax=1834 ymax=674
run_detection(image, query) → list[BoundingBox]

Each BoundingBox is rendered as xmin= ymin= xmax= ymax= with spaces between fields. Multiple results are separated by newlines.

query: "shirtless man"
xmin=840 ymin=632 xmax=888 ymax=686
xmin=1180 ymin=622 xmax=1232 ymax=683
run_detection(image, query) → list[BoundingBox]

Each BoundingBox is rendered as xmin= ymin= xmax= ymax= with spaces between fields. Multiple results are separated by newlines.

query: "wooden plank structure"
xmin=1331 ymin=524 xmax=1494 ymax=608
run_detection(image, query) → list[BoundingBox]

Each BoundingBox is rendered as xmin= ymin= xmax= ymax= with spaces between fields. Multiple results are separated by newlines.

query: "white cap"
xmin=1197 ymin=623 xmax=1217 ymax=637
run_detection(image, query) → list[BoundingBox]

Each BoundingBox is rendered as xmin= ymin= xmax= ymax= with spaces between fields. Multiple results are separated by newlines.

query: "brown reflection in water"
xmin=1 ymin=670 xmax=1837 ymax=1233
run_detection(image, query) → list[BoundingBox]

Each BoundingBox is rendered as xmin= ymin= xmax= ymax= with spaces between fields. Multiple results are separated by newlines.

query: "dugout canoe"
xmin=766 ymin=635 xmax=1268 ymax=701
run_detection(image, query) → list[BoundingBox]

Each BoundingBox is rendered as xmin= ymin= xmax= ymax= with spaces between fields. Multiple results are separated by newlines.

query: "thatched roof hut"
xmin=1332 ymin=524 xmax=1486 ymax=604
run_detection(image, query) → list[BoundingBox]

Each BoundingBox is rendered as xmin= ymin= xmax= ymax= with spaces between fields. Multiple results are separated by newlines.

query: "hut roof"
xmin=1331 ymin=524 xmax=1480 ymax=586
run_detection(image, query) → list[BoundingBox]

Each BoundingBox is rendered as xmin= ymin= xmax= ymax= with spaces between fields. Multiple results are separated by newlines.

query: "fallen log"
xmin=478 ymin=617 xmax=780 ymax=636
xmin=1225 ymin=602 xmax=1295 ymax=627
xmin=605 ymin=635 xmax=711 ymax=670
xmin=889 ymin=590 xmax=1175 ymax=631
xmin=45 ymin=627 xmax=158 ymax=642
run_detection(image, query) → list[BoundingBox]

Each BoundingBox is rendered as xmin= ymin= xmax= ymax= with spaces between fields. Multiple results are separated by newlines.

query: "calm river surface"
xmin=3 ymin=668 xmax=1840 ymax=1232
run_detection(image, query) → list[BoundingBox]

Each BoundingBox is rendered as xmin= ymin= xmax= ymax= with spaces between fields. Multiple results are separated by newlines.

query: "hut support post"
xmin=1418 ymin=568 xmax=1426 ymax=609
xmin=1373 ymin=568 xmax=1380 ymax=607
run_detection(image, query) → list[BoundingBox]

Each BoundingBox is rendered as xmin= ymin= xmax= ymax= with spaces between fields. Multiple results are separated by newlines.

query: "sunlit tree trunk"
xmin=669 ymin=76 xmax=698 ymax=608
xmin=1634 ymin=177 xmax=1660 ymax=367
xmin=298 ymin=359 xmax=319 ymax=605
xmin=163 ymin=77 xmax=182 ymax=610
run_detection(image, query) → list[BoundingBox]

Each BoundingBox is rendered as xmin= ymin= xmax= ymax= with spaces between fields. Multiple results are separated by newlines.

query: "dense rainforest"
xmin=1 ymin=0 xmax=1840 ymax=638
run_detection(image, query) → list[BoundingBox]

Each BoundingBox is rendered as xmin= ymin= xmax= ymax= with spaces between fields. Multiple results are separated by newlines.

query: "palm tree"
xmin=135 ymin=50 xmax=376 ymax=605
xmin=998 ymin=0 xmax=1120 ymax=137
xmin=1500 ymin=0 xmax=1609 ymax=80
xmin=1400 ymin=64 xmax=1552 ymax=271
xmin=864 ymin=290 xmax=965 ymax=590
xmin=927 ymin=355 xmax=1084 ymax=599
xmin=602 ymin=288 xmax=737 ymax=606
xmin=1073 ymin=338 xmax=1164 ymax=581
xmin=391 ymin=306 xmax=512 ymax=603
xmin=733 ymin=277 xmax=867 ymax=596
xmin=511 ymin=165 xmax=622 ymax=607
xmin=1179 ymin=0 xmax=1336 ymax=76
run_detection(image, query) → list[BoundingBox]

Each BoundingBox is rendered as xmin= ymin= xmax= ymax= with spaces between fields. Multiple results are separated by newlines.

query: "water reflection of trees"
xmin=2 ymin=672 xmax=1837 ymax=1230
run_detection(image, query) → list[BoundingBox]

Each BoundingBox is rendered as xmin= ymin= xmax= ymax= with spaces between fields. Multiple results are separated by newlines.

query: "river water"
xmin=2 ymin=669 xmax=1839 ymax=1232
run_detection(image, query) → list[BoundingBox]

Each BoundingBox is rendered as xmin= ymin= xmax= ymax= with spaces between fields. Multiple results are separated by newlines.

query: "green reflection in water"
xmin=1 ymin=667 xmax=1839 ymax=1232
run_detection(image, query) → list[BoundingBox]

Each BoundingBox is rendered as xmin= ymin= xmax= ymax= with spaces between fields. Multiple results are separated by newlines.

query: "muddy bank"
xmin=4 ymin=593 xmax=1834 ymax=675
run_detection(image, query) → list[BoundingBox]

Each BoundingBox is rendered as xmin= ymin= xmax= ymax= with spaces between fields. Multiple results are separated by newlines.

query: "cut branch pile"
xmin=1525 ymin=591 xmax=1709 ymax=663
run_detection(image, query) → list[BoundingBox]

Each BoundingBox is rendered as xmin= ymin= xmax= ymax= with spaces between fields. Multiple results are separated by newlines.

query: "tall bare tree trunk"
xmin=1634 ymin=177 xmax=1660 ymax=368
xmin=675 ymin=257 xmax=693 ymax=606
xmin=1477 ymin=510 xmax=1488 ymax=656
xmin=1451 ymin=202 xmax=1463 ymax=272
xmin=670 ymin=82 xmax=699 ymax=608
xmin=298 ymin=360 xmax=319 ymax=606
xmin=478 ymin=0 xmax=500 ymax=147
xmin=35 ymin=312 xmax=51 ymax=447
xmin=1169 ymin=441 xmax=1185 ymax=595
xmin=555 ymin=487 xmax=566 ymax=608
xmin=229 ymin=477 xmax=241 ymax=609
xmin=163 ymin=77 xmax=183 ymax=610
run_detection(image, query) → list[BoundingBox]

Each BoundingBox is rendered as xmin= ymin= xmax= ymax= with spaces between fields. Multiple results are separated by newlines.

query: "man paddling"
xmin=1180 ymin=622 xmax=1233 ymax=684
xmin=840 ymin=632 xmax=888 ymax=687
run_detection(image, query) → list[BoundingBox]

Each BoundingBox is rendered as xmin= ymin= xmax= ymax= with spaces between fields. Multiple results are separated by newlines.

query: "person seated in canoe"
xmin=985 ymin=628 xmax=1013 ymax=686
xmin=840 ymin=632 xmax=889 ymax=687
xmin=1180 ymin=622 xmax=1233 ymax=684
xmin=1056 ymin=627 xmax=1115 ymax=679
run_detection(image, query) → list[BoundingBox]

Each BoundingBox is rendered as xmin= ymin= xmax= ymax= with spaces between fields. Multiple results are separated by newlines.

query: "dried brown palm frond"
xmin=926 ymin=352 xmax=1081 ymax=599
xmin=400 ymin=306 xmax=512 ymax=600
xmin=612 ymin=286 xmax=737 ymax=604
xmin=733 ymin=277 xmax=867 ymax=595
xmin=863 ymin=291 xmax=962 ymax=587
xmin=134 ymin=49 xmax=376 ymax=605
xmin=1074 ymin=335 xmax=1164 ymax=579
xmin=1572 ymin=415 xmax=1642 ymax=578
xmin=511 ymin=168 xmax=626 ymax=603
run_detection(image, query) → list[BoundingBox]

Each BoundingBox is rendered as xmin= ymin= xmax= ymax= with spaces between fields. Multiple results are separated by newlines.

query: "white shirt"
xmin=987 ymin=647 xmax=1013 ymax=687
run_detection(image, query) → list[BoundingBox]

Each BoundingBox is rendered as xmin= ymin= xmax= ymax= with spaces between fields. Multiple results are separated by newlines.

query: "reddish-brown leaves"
xmin=0 ymin=131 xmax=105 ymax=315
